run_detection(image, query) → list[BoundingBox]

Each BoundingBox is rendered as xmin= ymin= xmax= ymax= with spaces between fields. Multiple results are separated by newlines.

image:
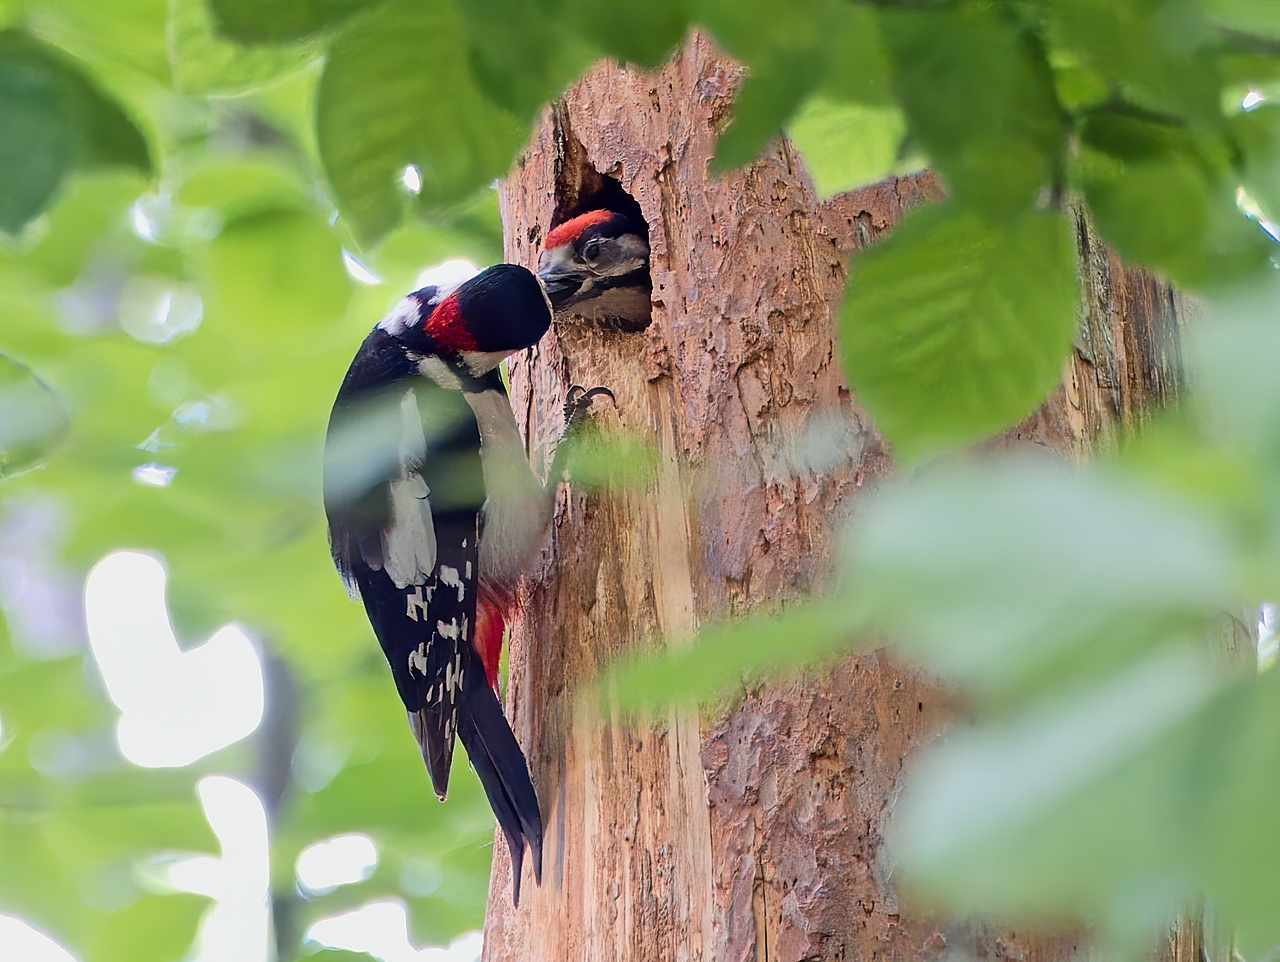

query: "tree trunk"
xmin=485 ymin=35 xmax=1187 ymax=962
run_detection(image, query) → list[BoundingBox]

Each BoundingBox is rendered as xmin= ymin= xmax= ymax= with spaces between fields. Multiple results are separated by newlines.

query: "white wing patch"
xmin=381 ymin=388 xmax=436 ymax=589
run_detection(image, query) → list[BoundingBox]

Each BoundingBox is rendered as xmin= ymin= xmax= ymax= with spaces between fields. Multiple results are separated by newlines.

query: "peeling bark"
xmin=484 ymin=36 xmax=1186 ymax=962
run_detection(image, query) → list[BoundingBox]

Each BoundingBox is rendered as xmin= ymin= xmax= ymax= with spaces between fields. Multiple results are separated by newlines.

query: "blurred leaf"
xmin=1187 ymin=278 xmax=1280 ymax=464
xmin=176 ymin=159 xmax=311 ymax=223
xmin=891 ymin=651 xmax=1280 ymax=953
xmin=819 ymin=3 xmax=892 ymax=106
xmin=460 ymin=0 xmax=594 ymax=118
xmin=0 ymin=34 xmax=76 ymax=233
xmin=87 ymin=893 xmax=207 ymax=962
xmin=609 ymin=600 xmax=854 ymax=711
xmin=1230 ymin=103 xmax=1280 ymax=224
xmin=208 ymin=0 xmax=372 ymax=44
xmin=30 ymin=0 xmax=172 ymax=84
xmin=568 ymin=0 xmax=688 ymax=68
xmin=0 ymin=30 xmax=150 ymax=234
xmin=0 ymin=353 xmax=69 ymax=478
xmin=1201 ymin=0 xmax=1280 ymax=40
xmin=844 ymin=458 xmax=1237 ymax=700
xmin=316 ymin=0 xmax=527 ymax=243
xmin=1079 ymin=139 xmax=1272 ymax=289
xmin=1044 ymin=0 xmax=1222 ymax=125
xmin=882 ymin=3 xmax=1066 ymax=220
xmin=712 ymin=51 xmax=824 ymax=171
xmin=560 ymin=424 xmax=658 ymax=494
xmin=168 ymin=0 xmax=320 ymax=96
xmin=840 ymin=203 xmax=1079 ymax=459
xmin=786 ymin=94 xmax=907 ymax=198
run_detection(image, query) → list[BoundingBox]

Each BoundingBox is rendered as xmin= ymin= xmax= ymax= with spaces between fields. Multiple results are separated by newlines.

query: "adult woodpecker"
xmin=536 ymin=209 xmax=651 ymax=327
xmin=323 ymin=262 xmax=590 ymax=905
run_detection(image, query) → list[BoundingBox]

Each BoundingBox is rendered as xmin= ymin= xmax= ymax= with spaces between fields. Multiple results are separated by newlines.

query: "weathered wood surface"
xmin=484 ymin=35 xmax=1184 ymax=962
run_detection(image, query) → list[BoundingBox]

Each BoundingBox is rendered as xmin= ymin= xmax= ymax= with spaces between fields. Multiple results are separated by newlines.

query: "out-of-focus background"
xmin=0 ymin=3 xmax=509 ymax=960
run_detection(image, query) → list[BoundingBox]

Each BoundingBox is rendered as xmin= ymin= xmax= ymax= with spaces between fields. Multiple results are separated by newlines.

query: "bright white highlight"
xmin=132 ymin=463 xmax=177 ymax=487
xmin=295 ymin=833 xmax=378 ymax=893
xmin=0 ymin=914 xmax=80 ymax=962
xmin=307 ymin=902 xmax=482 ymax=962
xmin=168 ymin=777 xmax=271 ymax=962
xmin=118 ymin=276 xmax=203 ymax=343
xmin=1243 ymin=89 xmax=1265 ymax=110
xmin=402 ymin=165 xmax=422 ymax=194
xmin=414 ymin=259 xmax=479 ymax=292
xmin=84 ymin=551 xmax=264 ymax=768
xmin=131 ymin=201 xmax=156 ymax=241
xmin=343 ymin=248 xmax=383 ymax=285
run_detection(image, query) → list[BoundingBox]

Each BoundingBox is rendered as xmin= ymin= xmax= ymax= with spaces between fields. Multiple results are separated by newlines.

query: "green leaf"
xmin=1044 ymin=0 xmax=1222 ymax=125
xmin=0 ymin=36 xmax=76 ymax=233
xmin=168 ymin=0 xmax=321 ymax=96
xmin=87 ymin=893 xmax=207 ymax=962
xmin=316 ymin=0 xmax=527 ymax=243
xmin=786 ymin=94 xmax=907 ymax=198
xmin=567 ymin=0 xmax=688 ymax=68
xmin=712 ymin=51 xmax=824 ymax=172
xmin=1079 ymin=144 xmax=1272 ymax=289
xmin=1201 ymin=0 xmax=1280 ymax=40
xmin=839 ymin=203 xmax=1079 ymax=459
xmin=0 ymin=30 xmax=150 ymax=234
xmin=460 ymin=0 xmax=596 ymax=117
xmin=609 ymin=601 xmax=856 ymax=711
xmin=881 ymin=3 xmax=1066 ymax=220
xmin=208 ymin=0 xmax=371 ymax=44
xmin=843 ymin=459 xmax=1237 ymax=701
xmin=0 ymin=353 xmax=69 ymax=479
xmin=700 ymin=0 xmax=846 ymax=170
xmin=1230 ymin=103 xmax=1280 ymax=224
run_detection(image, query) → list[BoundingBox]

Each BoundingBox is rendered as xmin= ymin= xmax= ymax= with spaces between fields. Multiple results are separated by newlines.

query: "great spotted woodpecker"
xmin=536 ymin=209 xmax=651 ymax=326
xmin=324 ymin=262 xmax=585 ymax=905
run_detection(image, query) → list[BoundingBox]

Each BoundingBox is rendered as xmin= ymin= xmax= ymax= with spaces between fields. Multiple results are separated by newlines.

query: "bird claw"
xmin=564 ymin=385 xmax=616 ymax=428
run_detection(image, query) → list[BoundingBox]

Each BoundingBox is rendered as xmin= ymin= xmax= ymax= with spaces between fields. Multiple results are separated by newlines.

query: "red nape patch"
xmin=423 ymin=293 xmax=477 ymax=351
xmin=474 ymin=593 xmax=507 ymax=696
xmin=545 ymin=209 xmax=616 ymax=250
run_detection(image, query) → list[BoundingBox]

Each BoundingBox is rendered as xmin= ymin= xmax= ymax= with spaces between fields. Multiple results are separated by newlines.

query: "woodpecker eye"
xmin=581 ymin=237 xmax=603 ymax=261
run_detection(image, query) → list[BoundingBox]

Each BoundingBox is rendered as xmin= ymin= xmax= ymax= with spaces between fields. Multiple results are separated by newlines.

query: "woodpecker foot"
xmin=563 ymin=385 xmax=616 ymax=428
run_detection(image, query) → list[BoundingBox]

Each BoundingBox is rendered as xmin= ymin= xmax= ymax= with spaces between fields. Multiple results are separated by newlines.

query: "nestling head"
xmin=536 ymin=210 xmax=650 ymax=311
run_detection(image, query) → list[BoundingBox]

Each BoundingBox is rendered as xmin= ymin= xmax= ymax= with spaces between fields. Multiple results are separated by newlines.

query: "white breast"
xmin=464 ymin=388 xmax=550 ymax=587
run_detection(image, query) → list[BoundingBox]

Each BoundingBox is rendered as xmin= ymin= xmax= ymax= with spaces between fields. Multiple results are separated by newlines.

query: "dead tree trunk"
xmin=486 ymin=35 xmax=1186 ymax=962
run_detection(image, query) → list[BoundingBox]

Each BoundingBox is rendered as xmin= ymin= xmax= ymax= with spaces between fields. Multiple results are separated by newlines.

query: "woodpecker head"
xmin=536 ymin=210 xmax=650 ymax=313
xmin=380 ymin=263 xmax=552 ymax=378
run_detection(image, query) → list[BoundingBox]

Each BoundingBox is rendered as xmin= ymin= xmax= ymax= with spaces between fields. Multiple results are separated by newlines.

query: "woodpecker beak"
xmin=536 ymin=246 xmax=584 ymax=310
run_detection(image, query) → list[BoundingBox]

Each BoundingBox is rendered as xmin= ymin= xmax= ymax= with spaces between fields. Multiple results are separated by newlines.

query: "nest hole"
xmin=547 ymin=105 xmax=653 ymax=333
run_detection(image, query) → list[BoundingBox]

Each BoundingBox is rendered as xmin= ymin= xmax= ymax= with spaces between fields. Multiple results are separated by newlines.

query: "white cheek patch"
xmin=377 ymin=296 xmax=422 ymax=335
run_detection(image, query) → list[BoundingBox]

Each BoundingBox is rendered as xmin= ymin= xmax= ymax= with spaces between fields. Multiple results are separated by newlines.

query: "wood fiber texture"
xmin=485 ymin=35 xmax=1184 ymax=962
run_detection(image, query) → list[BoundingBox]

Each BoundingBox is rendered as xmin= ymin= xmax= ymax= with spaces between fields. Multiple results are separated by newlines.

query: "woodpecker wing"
xmin=324 ymin=297 xmax=545 ymax=905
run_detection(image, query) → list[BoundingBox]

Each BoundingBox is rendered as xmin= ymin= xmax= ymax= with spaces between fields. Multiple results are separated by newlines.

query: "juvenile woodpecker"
xmin=536 ymin=209 xmax=651 ymax=327
xmin=324 ymin=263 xmax=570 ymax=905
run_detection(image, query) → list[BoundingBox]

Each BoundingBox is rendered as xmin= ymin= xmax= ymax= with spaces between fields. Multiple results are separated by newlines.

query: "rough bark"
xmin=484 ymin=36 xmax=1186 ymax=962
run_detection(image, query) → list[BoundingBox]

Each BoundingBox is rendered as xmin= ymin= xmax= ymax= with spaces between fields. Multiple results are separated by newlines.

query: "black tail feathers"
xmin=455 ymin=650 xmax=543 ymax=906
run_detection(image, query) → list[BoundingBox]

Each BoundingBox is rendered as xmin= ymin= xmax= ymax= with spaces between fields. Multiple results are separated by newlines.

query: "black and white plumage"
xmin=323 ymin=263 xmax=553 ymax=905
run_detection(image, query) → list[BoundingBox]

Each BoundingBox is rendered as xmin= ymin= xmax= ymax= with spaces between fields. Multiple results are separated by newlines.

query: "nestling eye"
xmin=581 ymin=237 xmax=603 ymax=261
